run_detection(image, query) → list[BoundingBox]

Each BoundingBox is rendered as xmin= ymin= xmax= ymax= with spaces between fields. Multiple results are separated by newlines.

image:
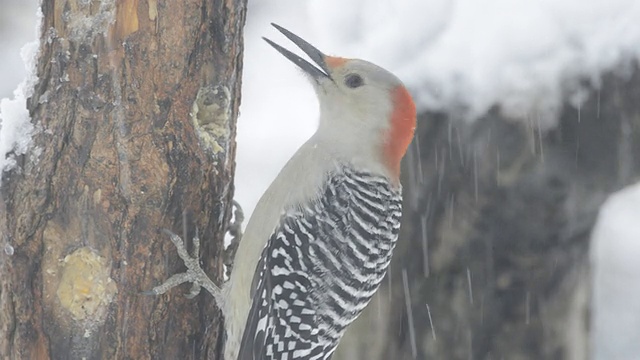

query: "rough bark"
xmin=0 ymin=0 xmax=246 ymax=359
xmin=335 ymin=66 xmax=640 ymax=359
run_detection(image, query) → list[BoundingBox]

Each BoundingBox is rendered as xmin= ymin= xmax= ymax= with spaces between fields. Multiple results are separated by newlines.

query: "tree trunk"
xmin=0 ymin=0 xmax=246 ymax=359
xmin=336 ymin=66 xmax=640 ymax=359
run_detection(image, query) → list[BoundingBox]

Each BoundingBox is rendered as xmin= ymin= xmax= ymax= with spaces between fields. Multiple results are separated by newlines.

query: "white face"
xmin=312 ymin=59 xmax=404 ymax=141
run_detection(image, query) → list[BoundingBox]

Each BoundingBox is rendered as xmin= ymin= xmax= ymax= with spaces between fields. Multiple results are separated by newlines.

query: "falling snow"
xmin=2 ymin=1 xmax=640 ymax=358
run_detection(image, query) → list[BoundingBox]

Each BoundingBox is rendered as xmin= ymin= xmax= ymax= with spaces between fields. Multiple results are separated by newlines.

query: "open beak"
xmin=263 ymin=23 xmax=331 ymax=81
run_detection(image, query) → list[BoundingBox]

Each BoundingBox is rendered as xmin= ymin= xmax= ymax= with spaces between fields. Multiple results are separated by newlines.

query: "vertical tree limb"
xmin=0 ymin=0 xmax=247 ymax=359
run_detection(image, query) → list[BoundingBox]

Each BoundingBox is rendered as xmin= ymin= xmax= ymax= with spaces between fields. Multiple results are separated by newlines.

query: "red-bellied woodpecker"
xmin=151 ymin=23 xmax=416 ymax=360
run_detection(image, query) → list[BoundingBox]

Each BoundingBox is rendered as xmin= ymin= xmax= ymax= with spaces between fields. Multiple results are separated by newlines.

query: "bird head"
xmin=264 ymin=24 xmax=416 ymax=180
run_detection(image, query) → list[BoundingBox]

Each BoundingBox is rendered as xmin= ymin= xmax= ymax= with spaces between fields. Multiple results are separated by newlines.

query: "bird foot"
xmin=147 ymin=228 xmax=224 ymax=306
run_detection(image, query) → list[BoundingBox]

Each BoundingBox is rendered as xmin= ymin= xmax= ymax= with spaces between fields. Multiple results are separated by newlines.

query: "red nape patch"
xmin=384 ymin=85 xmax=416 ymax=181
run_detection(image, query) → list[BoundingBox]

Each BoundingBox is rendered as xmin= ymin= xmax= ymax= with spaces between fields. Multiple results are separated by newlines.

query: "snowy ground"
xmin=2 ymin=1 xmax=640 ymax=358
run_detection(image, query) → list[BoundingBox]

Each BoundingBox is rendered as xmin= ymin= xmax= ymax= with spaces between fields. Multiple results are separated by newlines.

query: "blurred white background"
xmin=0 ymin=0 xmax=39 ymax=99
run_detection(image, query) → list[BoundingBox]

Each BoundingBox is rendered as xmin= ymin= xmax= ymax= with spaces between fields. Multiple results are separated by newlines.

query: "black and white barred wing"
xmin=237 ymin=214 xmax=323 ymax=360
xmin=237 ymin=168 xmax=402 ymax=360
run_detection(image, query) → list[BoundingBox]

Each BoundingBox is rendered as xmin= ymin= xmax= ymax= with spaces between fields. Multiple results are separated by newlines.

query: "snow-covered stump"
xmin=0 ymin=1 xmax=246 ymax=359
xmin=591 ymin=183 xmax=640 ymax=359
xmin=336 ymin=67 xmax=640 ymax=360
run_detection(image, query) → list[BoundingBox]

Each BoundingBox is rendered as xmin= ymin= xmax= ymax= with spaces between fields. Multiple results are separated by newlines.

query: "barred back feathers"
xmin=238 ymin=165 xmax=402 ymax=360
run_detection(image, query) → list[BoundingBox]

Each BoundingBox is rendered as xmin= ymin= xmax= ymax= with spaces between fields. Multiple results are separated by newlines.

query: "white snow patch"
xmin=308 ymin=0 xmax=640 ymax=126
xmin=3 ymin=243 xmax=14 ymax=256
xmin=0 ymin=7 xmax=42 ymax=185
xmin=591 ymin=182 xmax=640 ymax=360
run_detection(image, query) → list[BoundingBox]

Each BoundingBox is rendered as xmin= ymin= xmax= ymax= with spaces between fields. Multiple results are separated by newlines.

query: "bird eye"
xmin=344 ymin=73 xmax=364 ymax=88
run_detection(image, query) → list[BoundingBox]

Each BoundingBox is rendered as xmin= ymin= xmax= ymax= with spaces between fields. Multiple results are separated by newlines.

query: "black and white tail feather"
xmin=237 ymin=165 xmax=402 ymax=360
